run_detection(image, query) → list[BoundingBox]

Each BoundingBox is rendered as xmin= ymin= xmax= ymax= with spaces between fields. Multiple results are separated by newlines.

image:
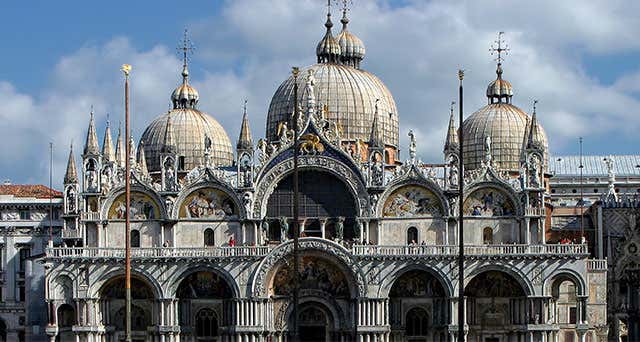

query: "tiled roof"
xmin=0 ymin=185 xmax=62 ymax=199
xmin=550 ymin=155 xmax=640 ymax=177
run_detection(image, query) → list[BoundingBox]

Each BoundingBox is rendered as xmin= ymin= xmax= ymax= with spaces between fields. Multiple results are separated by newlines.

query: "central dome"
xmin=266 ymin=11 xmax=398 ymax=149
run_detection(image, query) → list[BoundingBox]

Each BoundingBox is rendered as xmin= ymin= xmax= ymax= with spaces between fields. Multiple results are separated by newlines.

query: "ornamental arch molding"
xmin=543 ymin=268 xmax=587 ymax=297
xmin=275 ymin=296 xmax=346 ymax=331
xmin=166 ymin=264 xmax=240 ymax=299
xmin=88 ymin=267 xmax=163 ymax=299
xmin=377 ymin=263 xmax=454 ymax=298
xmin=252 ymin=156 xmax=369 ymax=219
xmin=251 ymin=238 xmax=366 ymax=298
xmin=462 ymin=263 xmax=535 ymax=296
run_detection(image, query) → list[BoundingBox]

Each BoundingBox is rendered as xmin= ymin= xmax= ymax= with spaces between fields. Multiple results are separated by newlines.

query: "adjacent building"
xmin=0 ymin=183 xmax=62 ymax=341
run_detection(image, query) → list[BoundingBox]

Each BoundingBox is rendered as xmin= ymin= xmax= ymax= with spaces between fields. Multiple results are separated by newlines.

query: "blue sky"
xmin=1 ymin=0 xmax=639 ymax=186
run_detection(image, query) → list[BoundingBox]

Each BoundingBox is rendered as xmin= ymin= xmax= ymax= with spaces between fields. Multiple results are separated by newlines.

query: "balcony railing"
xmin=351 ymin=244 xmax=588 ymax=257
xmin=45 ymin=243 xmax=589 ymax=260
xmin=80 ymin=212 xmax=100 ymax=222
xmin=61 ymin=229 xmax=82 ymax=239
xmin=525 ymin=207 xmax=546 ymax=217
xmin=46 ymin=246 xmax=271 ymax=259
xmin=586 ymin=259 xmax=607 ymax=272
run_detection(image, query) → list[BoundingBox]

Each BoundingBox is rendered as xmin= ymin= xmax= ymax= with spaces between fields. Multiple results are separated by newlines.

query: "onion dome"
xmin=336 ymin=9 xmax=366 ymax=68
xmin=316 ymin=11 xmax=342 ymax=64
xmin=462 ymin=65 xmax=548 ymax=171
xmin=141 ymin=62 xmax=233 ymax=173
xmin=171 ymin=65 xmax=200 ymax=109
xmin=486 ymin=64 xmax=513 ymax=103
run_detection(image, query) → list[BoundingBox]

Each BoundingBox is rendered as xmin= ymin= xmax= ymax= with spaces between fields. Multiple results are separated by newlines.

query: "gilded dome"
xmin=266 ymin=63 xmax=399 ymax=147
xmin=462 ymin=66 xmax=548 ymax=171
xmin=141 ymin=65 xmax=233 ymax=173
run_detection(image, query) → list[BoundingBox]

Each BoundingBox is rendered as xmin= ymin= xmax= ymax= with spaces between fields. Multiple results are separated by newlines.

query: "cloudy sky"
xmin=1 ymin=0 xmax=639 ymax=187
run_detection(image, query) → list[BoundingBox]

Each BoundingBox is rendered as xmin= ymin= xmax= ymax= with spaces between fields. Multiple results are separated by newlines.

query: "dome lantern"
xmin=171 ymin=30 xmax=200 ymax=109
xmin=336 ymin=5 xmax=366 ymax=69
xmin=316 ymin=2 xmax=342 ymax=64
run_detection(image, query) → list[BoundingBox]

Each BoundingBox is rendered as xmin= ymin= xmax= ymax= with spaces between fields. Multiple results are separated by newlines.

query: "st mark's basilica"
xmin=39 ymin=4 xmax=617 ymax=342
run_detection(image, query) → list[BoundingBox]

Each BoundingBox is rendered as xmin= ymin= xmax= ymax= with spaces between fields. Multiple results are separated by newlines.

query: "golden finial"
xmin=292 ymin=66 xmax=300 ymax=77
xmin=457 ymin=69 xmax=465 ymax=81
xmin=177 ymin=29 xmax=195 ymax=66
xmin=121 ymin=64 xmax=132 ymax=76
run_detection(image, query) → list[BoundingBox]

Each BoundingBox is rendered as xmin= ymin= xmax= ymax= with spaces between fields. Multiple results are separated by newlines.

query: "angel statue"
xmin=277 ymin=121 xmax=291 ymax=145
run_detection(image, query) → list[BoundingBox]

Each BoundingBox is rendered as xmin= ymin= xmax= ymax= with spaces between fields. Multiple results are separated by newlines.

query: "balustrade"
xmin=46 ymin=246 xmax=271 ymax=259
xmin=586 ymin=258 xmax=607 ymax=271
xmin=46 ymin=243 xmax=588 ymax=259
xmin=79 ymin=211 xmax=100 ymax=221
xmin=352 ymin=244 xmax=588 ymax=257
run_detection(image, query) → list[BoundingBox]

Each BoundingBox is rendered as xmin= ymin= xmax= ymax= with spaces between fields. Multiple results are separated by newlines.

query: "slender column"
xmin=320 ymin=219 xmax=326 ymax=239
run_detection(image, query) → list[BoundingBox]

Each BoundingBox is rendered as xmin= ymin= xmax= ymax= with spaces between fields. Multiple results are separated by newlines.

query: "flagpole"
xmin=49 ymin=142 xmax=53 ymax=247
xmin=457 ymin=69 xmax=465 ymax=342
xmin=291 ymin=66 xmax=300 ymax=342
xmin=122 ymin=64 xmax=132 ymax=342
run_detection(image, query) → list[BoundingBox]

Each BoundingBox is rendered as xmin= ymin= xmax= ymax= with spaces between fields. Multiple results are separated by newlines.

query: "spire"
xmin=102 ymin=118 xmax=115 ymax=162
xmin=64 ymin=144 xmax=78 ymax=184
xmin=83 ymin=107 xmax=100 ymax=156
xmin=526 ymin=100 xmax=541 ymax=149
xmin=316 ymin=0 xmax=342 ymax=64
xmin=162 ymin=113 xmax=177 ymax=153
xmin=137 ymin=140 xmax=149 ymax=176
xmin=369 ymin=99 xmax=384 ymax=148
xmin=444 ymin=101 xmax=459 ymax=153
xmin=237 ymin=100 xmax=253 ymax=150
xmin=178 ymin=28 xmax=194 ymax=84
xmin=115 ymin=122 xmax=126 ymax=168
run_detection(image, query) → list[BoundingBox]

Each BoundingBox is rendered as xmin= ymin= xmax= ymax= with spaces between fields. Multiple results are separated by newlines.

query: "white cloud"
xmin=1 ymin=0 xmax=639 ymax=186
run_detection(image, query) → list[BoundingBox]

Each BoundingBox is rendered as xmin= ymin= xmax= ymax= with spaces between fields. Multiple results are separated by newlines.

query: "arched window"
xmin=131 ymin=230 xmax=140 ymax=248
xmin=407 ymin=227 xmax=418 ymax=245
xmin=57 ymin=304 xmax=76 ymax=328
xmin=204 ymin=228 xmax=215 ymax=247
xmin=406 ymin=307 xmax=429 ymax=336
xmin=195 ymin=308 xmax=219 ymax=337
xmin=483 ymin=227 xmax=493 ymax=244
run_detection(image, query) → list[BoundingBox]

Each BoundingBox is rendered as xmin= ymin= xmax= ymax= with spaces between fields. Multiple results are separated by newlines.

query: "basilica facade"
xmin=42 ymin=7 xmax=608 ymax=342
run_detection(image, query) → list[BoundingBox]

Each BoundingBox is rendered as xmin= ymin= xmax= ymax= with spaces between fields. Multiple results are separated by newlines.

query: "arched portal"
xmin=266 ymin=170 xmax=358 ymax=241
xmin=176 ymin=271 xmax=234 ymax=341
xmin=292 ymin=302 xmax=335 ymax=342
xmin=464 ymin=271 xmax=527 ymax=340
xmin=99 ymin=276 xmax=155 ymax=341
xmin=268 ymin=251 xmax=356 ymax=341
xmin=389 ymin=269 xmax=448 ymax=342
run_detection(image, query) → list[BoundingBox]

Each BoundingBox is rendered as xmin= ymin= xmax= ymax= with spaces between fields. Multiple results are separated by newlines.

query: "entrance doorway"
xmin=295 ymin=305 xmax=330 ymax=342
